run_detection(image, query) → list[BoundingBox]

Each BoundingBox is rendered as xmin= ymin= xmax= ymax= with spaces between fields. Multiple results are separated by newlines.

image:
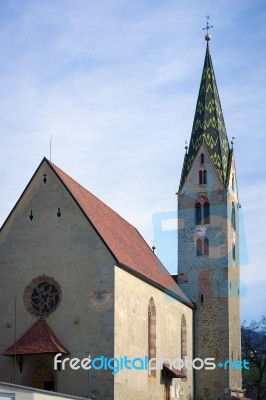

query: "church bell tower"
xmin=177 ymin=32 xmax=242 ymax=399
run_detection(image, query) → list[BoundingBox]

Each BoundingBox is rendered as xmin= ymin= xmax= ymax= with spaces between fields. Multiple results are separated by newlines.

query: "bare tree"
xmin=242 ymin=316 xmax=266 ymax=399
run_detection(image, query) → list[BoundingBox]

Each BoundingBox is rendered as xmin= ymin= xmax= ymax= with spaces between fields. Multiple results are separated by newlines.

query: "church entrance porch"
xmin=32 ymin=364 xmax=55 ymax=391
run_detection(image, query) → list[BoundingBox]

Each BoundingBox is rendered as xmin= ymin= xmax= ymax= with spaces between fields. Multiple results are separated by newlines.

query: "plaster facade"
xmin=114 ymin=266 xmax=193 ymax=400
xmin=0 ymin=162 xmax=115 ymax=399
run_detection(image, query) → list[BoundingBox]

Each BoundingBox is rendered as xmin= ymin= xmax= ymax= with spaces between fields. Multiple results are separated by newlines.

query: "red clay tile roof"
xmin=1 ymin=319 xmax=69 ymax=356
xmin=48 ymin=159 xmax=192 ymax=307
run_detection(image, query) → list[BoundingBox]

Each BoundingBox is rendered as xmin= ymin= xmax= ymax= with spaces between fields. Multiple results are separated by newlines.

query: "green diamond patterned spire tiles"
xmin=179 ymin=43 xmax=230 ymax=189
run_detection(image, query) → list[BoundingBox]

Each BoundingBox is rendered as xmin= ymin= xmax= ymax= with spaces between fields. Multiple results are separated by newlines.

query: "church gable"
xmin=179 ymin=142 xmax=225 ymax=196
xmin=1 ymin=158 xmax=114 ymax=265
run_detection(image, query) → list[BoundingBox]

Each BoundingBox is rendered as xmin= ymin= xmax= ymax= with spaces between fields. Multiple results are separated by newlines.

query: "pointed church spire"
xmin=179 ymin=40 xmax=230 ymax=189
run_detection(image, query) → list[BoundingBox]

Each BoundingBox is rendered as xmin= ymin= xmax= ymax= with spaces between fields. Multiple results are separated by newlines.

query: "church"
xmin=0 ymin=35 xmax=244 ymax=400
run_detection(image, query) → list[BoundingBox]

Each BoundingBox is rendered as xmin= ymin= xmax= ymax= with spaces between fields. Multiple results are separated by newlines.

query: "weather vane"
xmin=203 ymin=15 xmax=213 ymax=41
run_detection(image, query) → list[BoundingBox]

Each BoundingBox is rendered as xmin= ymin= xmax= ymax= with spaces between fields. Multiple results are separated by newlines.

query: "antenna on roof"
xmin=50 ymin=135 xmax=52 ymax=162
xmin=151 ymin=239 xmax=157 ymax=253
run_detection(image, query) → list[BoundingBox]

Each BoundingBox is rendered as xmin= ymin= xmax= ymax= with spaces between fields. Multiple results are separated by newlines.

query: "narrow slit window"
xmin=200 ymin=153 xmax=204 ymax=164
xmin=232 ymin=244 xmax=236 ymax=260
xmin=231 ymin=203 xmax=236 ymax=230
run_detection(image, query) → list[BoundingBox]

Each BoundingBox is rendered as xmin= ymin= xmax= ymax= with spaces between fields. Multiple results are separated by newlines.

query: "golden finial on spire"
xmin=203 ymin=15 xmax=213 ymax=41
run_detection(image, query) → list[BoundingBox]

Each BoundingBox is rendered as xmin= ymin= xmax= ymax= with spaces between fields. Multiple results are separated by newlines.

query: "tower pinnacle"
xmin=179 ymin=39 xmax=230 ymax=190
xmin=203 ymin=15 xmax=213 ymax=41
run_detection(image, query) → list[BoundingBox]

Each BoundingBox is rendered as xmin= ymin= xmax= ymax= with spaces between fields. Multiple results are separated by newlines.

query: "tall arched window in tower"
xmin=203 ymin=169 xmax=207 ymax=184
xmin=203 ymin=201 xmax=210 ymax=224
xmin=181 ymin=315 xmax=187 ymax=373
xmin=197 ymin=239 xmax=202 ymax=256
xmin=231 ymin=203 xmax=236 ymax=230
xmin=195 ymin=202 xmax=201 ymax=225
xmin=148 ymin=298 xmax=156 ymax=377
xmin=199 ymin=170 xmax=203 ymax=184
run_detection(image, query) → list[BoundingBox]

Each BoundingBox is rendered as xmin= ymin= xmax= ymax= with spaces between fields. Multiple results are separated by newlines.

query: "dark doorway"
xmin=32 ymin=364 xmax=54 ymax=391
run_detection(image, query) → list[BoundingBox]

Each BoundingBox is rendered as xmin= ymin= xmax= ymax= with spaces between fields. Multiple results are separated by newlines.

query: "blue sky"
xmin=0 ymin=0 xmax=265 ymax=322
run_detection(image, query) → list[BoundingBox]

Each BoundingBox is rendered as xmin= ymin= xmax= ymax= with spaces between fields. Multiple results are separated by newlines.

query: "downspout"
xmin=192 ymin=302 xmax=196 ymax=400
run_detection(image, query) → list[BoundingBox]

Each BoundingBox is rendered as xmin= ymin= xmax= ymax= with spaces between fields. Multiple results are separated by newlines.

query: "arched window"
xmin=197 ymin=239 xmax=202 ymax=256
xmin=232 ymin=174 xmax=235 ymax=192
xmin=181 ymin=315 xmax=187 ymax=373
xmin=203 ymin=201 xmax=210 ymax=224
xmin=203 ymin=169 xmax=207 ymax=184
xmin=204 ymin=238 xmax=209 ymax=256
xmin=199 ymin=170 xmax=203 ymax=184
xmin=195 ymin=202 xmax=201 ymax=225
xmin=201 ymin=153 xmax=204 ymax=164
xmin=231 ymin=203 xmax=236 ymax=230
xmin=148 ymin=298 xmax=156 ymax=377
